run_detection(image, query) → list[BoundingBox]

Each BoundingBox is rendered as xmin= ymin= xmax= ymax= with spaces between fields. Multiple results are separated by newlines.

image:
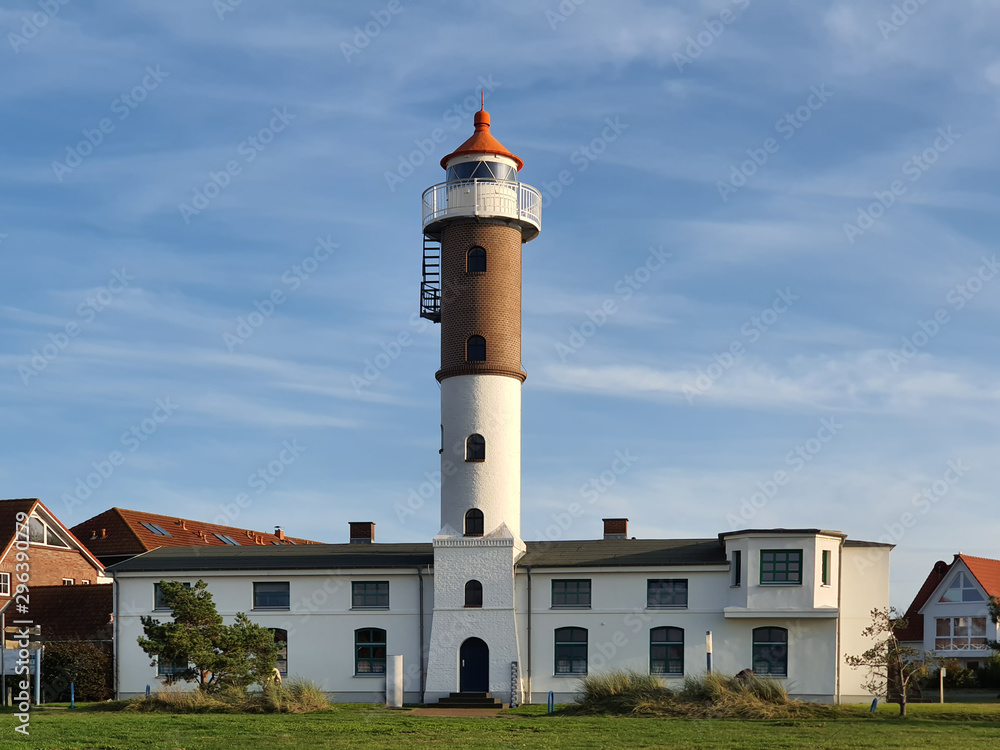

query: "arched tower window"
xmin=467 ymin=335 xmax=486 ymax=362
xmin=466 ymin=434 xmax=485 ymax=461
xmin=465 ymin=580 xmax=483 ymax=608
xmin=467 ymin=246 xmax=486 ymax=273
xmin=464 ymin=509 xmax=484 ymax=537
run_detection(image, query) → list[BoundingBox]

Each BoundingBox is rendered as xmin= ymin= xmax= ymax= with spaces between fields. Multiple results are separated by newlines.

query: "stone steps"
xmin=432 ymin=692 xmax=508 ymax=709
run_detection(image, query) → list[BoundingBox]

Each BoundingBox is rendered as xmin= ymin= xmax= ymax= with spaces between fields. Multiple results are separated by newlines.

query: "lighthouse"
xmin=421 ymin=103 xmax=541 ymax=705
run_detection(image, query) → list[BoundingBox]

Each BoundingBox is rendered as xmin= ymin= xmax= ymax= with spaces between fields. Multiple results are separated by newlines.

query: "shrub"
xmin=109 ymin=679 xmax=330 ymax=714
xmin=975 ymin=654 xmax=1000 ymax=690
xmin=42 ymin=641 xmax=113 ymax=702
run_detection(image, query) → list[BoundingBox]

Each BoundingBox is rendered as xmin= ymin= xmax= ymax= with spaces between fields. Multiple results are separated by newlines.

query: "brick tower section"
xmin=436 ymin=221 xmax=526 ymax=383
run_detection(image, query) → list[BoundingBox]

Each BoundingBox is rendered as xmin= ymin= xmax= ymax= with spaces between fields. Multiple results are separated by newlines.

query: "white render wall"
xmin=113 ymin=569 xmax=431 ymax=702
xmin=440 ymin=375 xmax=521 ymax=539
xmin=840 ymin=544 xmax=891 ymax=700
xmin=425 ymin=535 xmax=523 ymax=704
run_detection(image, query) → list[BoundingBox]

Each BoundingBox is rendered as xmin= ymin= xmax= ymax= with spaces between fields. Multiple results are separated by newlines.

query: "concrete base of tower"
xmin=424 ymin=529 xmax=525 ymax=705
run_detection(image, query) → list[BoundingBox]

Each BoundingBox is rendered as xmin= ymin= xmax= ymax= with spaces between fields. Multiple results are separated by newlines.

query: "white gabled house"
xmin=898 ymin=554 xmax=1000 ymax=670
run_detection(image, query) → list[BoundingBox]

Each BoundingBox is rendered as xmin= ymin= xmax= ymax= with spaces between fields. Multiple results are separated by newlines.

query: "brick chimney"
xmin=602 ymin=518 xmax=628 ymax=541
xmin=349 ymin=521 xmax=375 ymax=544
xmin=275 ymin=526 xmax=286 ymax=541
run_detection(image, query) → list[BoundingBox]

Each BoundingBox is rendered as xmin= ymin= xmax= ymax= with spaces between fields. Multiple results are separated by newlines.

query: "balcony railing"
xmin=421 ymin=179 xmax=542 ymax=241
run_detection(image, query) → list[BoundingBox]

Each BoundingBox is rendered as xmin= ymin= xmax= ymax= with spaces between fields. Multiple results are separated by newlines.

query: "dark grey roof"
xmin=720 ymin=528 xmax=847 ymax=539
xmin=106 ymin=543 xmax=434 ymax=573
xmin=107 ymin=535 xmax=885 ymax=573
xmin=843 ymin=539 xmax=894 ymax=548
xmin=520 ymin=539 xmax=727 ymax=568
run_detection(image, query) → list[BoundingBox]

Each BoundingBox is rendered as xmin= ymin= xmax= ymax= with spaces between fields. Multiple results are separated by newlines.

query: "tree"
xmin=988 ymin=596 xmax=1000 ymax=647
xmin=845 ymin=607 xmax=935 ymax=716
xmin=137 ymin=579 xmax=278 ymax=693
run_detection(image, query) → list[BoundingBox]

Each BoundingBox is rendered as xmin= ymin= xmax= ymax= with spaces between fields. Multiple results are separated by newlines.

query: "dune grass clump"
xmin=573 ymin=670 xmax=843 ymax=719
xmin=98 ymin=680 xmax=331 ymax=714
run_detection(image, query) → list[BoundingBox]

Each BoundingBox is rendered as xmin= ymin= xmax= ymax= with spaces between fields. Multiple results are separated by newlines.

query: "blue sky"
xmin=2 ymin=1 xmax=998 ymax=609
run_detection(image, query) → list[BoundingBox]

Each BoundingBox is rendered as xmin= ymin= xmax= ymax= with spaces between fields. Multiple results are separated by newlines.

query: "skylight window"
xmin=214 ymin=533 xmax=240 ymax=546
xmin=140 ymin=522 xmax=172 ymax=537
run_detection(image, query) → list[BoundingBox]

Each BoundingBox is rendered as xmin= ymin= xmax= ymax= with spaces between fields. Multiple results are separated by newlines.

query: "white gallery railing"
xmin=422 ymin=179 xmax=542 ymax=234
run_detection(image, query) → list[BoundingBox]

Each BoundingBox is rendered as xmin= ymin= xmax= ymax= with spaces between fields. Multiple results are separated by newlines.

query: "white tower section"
xmin=419 ymin=105 xmax=541 ymax=705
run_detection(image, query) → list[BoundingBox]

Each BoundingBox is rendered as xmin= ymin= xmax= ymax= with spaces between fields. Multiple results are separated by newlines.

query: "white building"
xmin=109 ymin=106 xmax=890 ymax=705
xmin=898 ymin=554 xmax=1000 ymax=670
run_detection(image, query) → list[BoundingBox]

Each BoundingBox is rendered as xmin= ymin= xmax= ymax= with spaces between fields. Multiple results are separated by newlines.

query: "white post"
xmin=386 ymin=655 xmax=403 ymax=708
xmin=939 ymin=668 xmax=945 ymax=704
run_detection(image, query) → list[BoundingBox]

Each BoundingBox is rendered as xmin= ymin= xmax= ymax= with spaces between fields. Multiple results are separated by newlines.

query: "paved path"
xmin=409 ymin=707 xmax=505 ymax=717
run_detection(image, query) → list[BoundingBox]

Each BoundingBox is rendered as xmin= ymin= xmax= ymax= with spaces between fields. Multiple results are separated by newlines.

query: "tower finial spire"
xmin=481 ymin=90 xmax=484 ymax=111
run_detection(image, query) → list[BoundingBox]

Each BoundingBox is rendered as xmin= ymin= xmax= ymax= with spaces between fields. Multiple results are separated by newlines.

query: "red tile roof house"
xmin=0 ymin=499 xmax=112 ymax=689
xmin=898 ymin=554 xmax=1000 ymax=671
xmin=70 ymin=508 xmax=322 ymax=568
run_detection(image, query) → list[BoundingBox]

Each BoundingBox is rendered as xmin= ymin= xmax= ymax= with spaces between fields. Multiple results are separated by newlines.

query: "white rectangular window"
xmin=935 ymin=617 xmax=988 ymax=650
xmin=0 ymin=573 xmax=9 ymax=596
xmin=62 ymin=578 xmax=74 ymax=585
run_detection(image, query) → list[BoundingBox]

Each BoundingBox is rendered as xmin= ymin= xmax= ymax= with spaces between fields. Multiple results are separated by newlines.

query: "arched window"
xmin=650 ymin=627 xmax=683 ymax=675
xmin=464 ymin=509 xmax=484 ymax=537
xmin=466 ymin=434 xmax=485 ymax=462
xmin=465 ymin=580 xmax=483 ymax=608
xmin=269 ymin=628 xmax=288 ymax=676
xmin=355 ymin=628 xmax=387 ymax=674
xmin=752 ymin=627 xmax=788 ymax=677
xmin=554 ymin=627 xmax=588 ymax=675
xmin=467 ymin=335 xmax=486 ymax=362
xmin=467 ymin=246 xmax=486 ymax=273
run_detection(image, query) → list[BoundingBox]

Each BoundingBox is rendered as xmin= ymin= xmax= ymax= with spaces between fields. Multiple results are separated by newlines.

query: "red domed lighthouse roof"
xmin=440 ymin=105 xmax=523 ymax=171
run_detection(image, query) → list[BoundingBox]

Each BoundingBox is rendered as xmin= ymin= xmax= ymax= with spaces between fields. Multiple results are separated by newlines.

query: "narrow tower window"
xmin=466 ymin=434 xmax=485 ymax=461
xmin=465 ymin=580 xmax=483 ymax=608
xmin=464 ymin=509 xmax=484 ymax=537
xmin=467 ymin=335 xmax=486 ymax=362
xmin=467 ymin=246 xmax=486 ymax=273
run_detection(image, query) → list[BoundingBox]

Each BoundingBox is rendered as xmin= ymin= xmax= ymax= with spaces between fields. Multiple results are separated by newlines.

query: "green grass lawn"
xmin=0 ymin=702 xmax=997 ymax=749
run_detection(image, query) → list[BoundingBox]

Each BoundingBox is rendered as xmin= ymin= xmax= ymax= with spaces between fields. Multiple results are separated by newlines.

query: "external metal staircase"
xmin=419 ymin=234 xmax=441 ymax=323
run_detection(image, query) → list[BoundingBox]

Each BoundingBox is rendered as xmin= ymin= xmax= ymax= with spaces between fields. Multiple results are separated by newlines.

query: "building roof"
xmin=0 ymin=498 xmax=105 ymax=573
xmin=70 ymin=507 xmax=321 ymax=560
xmin=0 ymin=584 xmax=112 ymax=641
xmin=897 ymin=554 xmax=1000 ymax=642
xmin=107 ymin=543 xmax=435 ymax=573
xmin=440 ymin=107 xmax=523 ymax=170
xmin=520 ymin=539 xmax=728 ymax=568
xmin=959 ymin=554 xmax=1000 ymax=598
xmin=896 ymin=559 xmax=950 ymax=642
xmin=109 ymin=537 xmax=731 ymax=573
